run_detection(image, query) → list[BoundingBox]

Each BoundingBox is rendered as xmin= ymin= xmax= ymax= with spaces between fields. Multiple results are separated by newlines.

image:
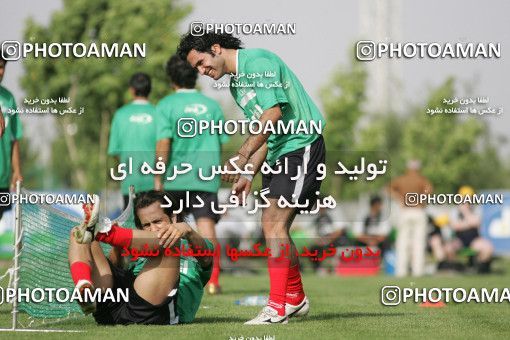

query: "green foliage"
xmin=321 ymin=56 xmax=509 ymax=199
xmin=356 ymin=77 xmax=509 ymax=195
xmin=321 ymin=57 xmax=367 ymax=153
xmin=319 ymin=57 xmax=367 ymax=198
xmin=21 ymin=0 xmax=191 ymax=191
xmin=402 ymin=78 xmax=483 ymax=193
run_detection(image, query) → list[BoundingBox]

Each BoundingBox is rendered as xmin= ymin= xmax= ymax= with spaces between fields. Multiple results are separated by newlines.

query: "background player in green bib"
xmin=0 ymin=55 xmax=23 ymax=220
xmin=108 ymin=73 xmax=157 ymax=208
xmin=178 ymin=32 xmax=326 ymax=324
xmin=154 ymin=55 xmax=228 ymax=294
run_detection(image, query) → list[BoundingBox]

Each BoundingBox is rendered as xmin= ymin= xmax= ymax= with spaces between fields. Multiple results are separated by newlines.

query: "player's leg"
xmin=133 ymin=250 xmax=180 ymax=305
xmin=68 ymin=228 xmax=111 ymax=314
xmin=245 ymin=200 xmax=295 ymax=325
xmin=94 ymin=223 xmax=163 ymax=249
xmin=197 ymin=217 xmax=221 ymax=292
xmin=283 ymin=209 xmax=309 ymax=318
xmin=285 ymin=136 xmax=325 ymax=318
xmin=429 ymin=234 xmax=447 ymax=269
xmin=89 ymin=241 xmax=114 ymax=291
xmin=470 ymin=237 xmax=493 ymax=273
xmin=395 ymin=209 xmax=411 ymax=277
xmin=411 ymin=210 xmax=427 ymax=277
xmin=192 ymin=191 xmax=222 ymax=294
xmin=93 ymin=222 xmax=181 ymax=323
xmin=444 ymin=238 xmax=462 ymax=261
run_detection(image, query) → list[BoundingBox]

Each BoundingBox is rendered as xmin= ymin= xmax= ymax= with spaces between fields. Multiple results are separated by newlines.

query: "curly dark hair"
xmin=133 ymin=190 xmax=188 ymax=229
xmin=129 ymin=72 xmax=151 ymax=97
xmin=177 ymin=32 xmax=243 ymax=60
xmin=166 ymin=54 xmax=197 ymax=89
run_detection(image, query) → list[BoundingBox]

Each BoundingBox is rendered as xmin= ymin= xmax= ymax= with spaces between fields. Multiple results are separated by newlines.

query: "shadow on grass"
xmin=193 ymin=316 xmax=247 ymax=324
xmin=219 ymin=288 xmax=268 ymax=295
xmin=307 ymin=312 xmax=408 ymax=321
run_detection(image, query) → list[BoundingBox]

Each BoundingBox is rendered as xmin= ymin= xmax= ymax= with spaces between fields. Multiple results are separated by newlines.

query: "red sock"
xmin=286 ymin=263 xmax=306 ymax=305
xmin=95 ymin=224 xmax=132 ymax=248
xmin=209 ymin=244 xmax=221 ymax=285
xmin=267 ymin=257 xmax=290 ymax=316
xmin=69 ymin=261 xmax=92 ymax=286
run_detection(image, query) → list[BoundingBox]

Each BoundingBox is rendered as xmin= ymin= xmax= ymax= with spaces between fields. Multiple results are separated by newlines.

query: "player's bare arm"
xmin=222 ymin=105 xmax=282 ymax=183
xmin=0 ymin=110 xmax=4 ymax=138
xmin=232 ymin=144 xmax=268 ymax=203
xmin=154 ymin=138 xmax=171 ymax=190
xmin=157 ymin=221 xmax=212 ymax=268
xmin=10 ymin=139 xmax=22 ymax=189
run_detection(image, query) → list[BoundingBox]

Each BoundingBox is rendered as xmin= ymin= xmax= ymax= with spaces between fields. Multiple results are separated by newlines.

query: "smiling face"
xmin=186 ymin=44 xmax=227 ymax=80
xmin=136 ymin=202 xmax=172 ymax=232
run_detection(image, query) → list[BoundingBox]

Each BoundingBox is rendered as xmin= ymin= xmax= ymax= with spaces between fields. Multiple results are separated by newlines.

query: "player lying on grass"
xmin=68 ymin=190 xmax=213 ymax=325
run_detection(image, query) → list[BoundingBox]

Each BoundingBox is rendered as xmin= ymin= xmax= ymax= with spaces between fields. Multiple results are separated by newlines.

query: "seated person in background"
xmin=353 ymin=195 xmax=391 ymax=255
xmin=308 ymin=206 xmax=347 ymax=273
xmin=446 ymin=186 xmax=494 ymax=274
xmin=427 ymin=214 xmax=464 ymax=271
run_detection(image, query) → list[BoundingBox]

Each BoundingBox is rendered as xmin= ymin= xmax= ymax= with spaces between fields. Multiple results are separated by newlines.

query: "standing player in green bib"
xmin=0 ymin=55 xmax=23 ymax=220
xmin=108 ymin=73 xmax=157 ymax=208
xmin=154 ymin=55 xmax=229 ymax=294
xmin=178 ymin=32 xmax=326 ymax=324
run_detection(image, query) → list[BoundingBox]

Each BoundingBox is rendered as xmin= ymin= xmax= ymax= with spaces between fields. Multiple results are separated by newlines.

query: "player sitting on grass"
xmin=69 ymin=190 xmax=213 ymax=325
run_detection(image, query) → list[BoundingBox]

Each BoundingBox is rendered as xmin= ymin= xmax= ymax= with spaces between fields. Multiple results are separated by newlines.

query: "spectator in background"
xmin=308 ymin=206 xmax=346 ymax=274
xmin=353 ymin=195 xmax=391 ymax=255
xmin=446 ymin=186 xmax=494 ymax=274
xmin=0 ymin=54 xmax=23 ymax=221
xmin=427 ymin=214 xmax=466 ymax=272
xmin=389 ymin=159 xmax=433 ymax=277
xmin=108 ymin=72 xmax=157 ymax=209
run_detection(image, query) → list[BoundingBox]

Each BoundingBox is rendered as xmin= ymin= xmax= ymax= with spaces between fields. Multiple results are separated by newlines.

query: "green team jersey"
xmin=108 ymin=100 xmax=157 ymax=195
xmin=0 ymin=85 xmax=22 ymax=188
xmin=230 ymin=48 xmax=325 ymax=165
xmin=130 ymin=239 xmax=213 ymax=323
xmin=156 ymin=89 xmax=228 ymax=193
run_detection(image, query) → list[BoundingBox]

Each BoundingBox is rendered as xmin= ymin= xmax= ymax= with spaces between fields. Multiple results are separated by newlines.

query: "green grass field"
xmin=1 ymin=260 xmax=510 ymax=340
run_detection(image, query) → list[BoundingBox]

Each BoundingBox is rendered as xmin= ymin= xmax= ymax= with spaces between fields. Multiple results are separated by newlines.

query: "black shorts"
xmin=122 ymin=194 xmax=130 ymax=210
xmin=93 ymin=261 xmax=179 ymax=325
xmin=0 ymin=188 xmax=10 ymax=220
xmin=428 ymin=225 xmax=442 ymax=238
xmin=456 ymin=229 xmax=480 ymax=248
xmin=168 ymin=191 xmax=220 ymax=223
xmin=262 ymin=135 xmax=326 ymax=211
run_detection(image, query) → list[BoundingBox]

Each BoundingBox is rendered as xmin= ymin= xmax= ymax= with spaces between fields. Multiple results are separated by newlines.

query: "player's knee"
xmin=69 ymin=227 xmax=78 ymax=240
xmin=482 ymin=240 xmax=494 ymax=255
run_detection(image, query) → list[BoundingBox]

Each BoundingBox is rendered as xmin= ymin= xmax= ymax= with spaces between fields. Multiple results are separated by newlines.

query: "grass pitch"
xmin=1 ymin=260 xmax=509 ymax=339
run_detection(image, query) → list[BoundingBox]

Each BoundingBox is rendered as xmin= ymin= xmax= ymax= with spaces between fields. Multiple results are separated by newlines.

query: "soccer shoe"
xmin=75 ymin=279 xmax=97 ymax=315
xmin=285 ymin=296 xmax=310 ymax=318
xmin=74 ymin=194 xmax=107 ymax=244
xmin=244 ymin=306 xmax=289 ymax=325
xmin=206 ymin=283 xmax=222 ymax=295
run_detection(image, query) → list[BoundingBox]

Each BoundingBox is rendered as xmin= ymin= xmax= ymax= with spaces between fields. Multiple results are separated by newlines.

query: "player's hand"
xmin=232 ymin=176 xmax=252 ymax=206
xmin=0 ymin=110 xmax=4 ymax=138
xmin=10 ymin=172 xmax=23 ymax=190
xmin=157 ymin=222 xmax=191 ymax=248
xmin=221 ymin=153 xmax=248 ymax=184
